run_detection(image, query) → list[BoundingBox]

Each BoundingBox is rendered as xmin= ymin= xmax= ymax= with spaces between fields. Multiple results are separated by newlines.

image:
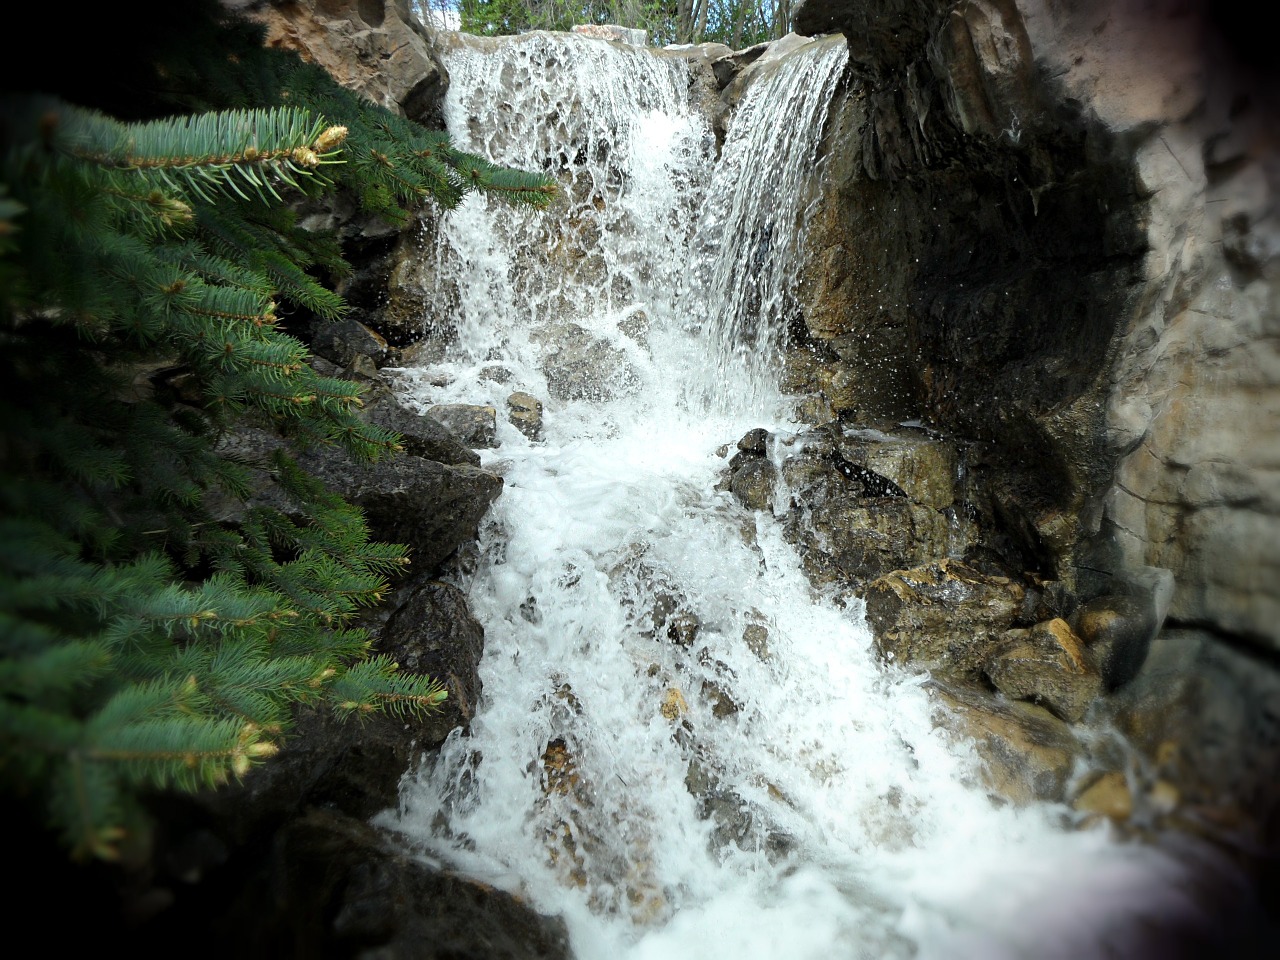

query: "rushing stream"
xmin=381 ymin=31 xmax=1224 ymax=959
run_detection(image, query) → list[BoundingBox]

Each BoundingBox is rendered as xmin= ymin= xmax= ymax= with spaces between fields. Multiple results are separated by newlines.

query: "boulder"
xmin=294 ymin=443 xmax=503 ymax=576
xmin=865 ymin=559 xmax=1029 ymax=680
xmin=984 ymin=618 xmax=1104 ymax=723
xmin=929 ymin=681 xmax=1085 ymax=806
xmin=507 ymin=391 xmax=545 ymax=441
xmin=363 ymin=392 xmax=482 ymax=466
xmin=426 ymin=403 xmax=499 ymax=449
xmin=531 ymin=321 xmax=640 ymax=402
xmin=243 ymin=0 xmax=450 ymax=126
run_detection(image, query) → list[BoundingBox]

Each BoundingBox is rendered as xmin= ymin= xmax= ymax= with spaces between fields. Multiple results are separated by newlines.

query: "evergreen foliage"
xmin=425 ymin=0 xmax=788 ymax=48
xmin=0 ymin=5 xmax=556 ymax=861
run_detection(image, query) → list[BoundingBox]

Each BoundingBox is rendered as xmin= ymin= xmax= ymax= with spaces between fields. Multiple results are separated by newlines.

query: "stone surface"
xmin=984 ymin=618 xmax=1104 ymax=723
xmin=363 ymin=390 xmax=482 ymax=466
xmin=310 ymin=317 xmax=390 ymax=367
xmin=426 ymin=402 xmax=499 ymax=449
xmin=530 ymin=321 xmax=640 ymax=402
xmin=786 ymin=0 xmax=1280 ymax=653
xmin=865 ymin=559 xmax=1029 ymax=680
xmin=929 ymin=681 xmax=1084 ymax=805
xmin=507 ymin=390 xmax=545 ymax=441
xmin=243 ymin=0 xmax=450 ymax=126
xmin=379 ymin=579 xmax=486 ymax=743
xmin=294 ymin=442 xmax=503 ymax=576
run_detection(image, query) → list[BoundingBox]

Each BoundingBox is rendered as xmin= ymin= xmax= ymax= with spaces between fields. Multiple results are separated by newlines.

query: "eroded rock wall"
xmin=792 ymin=0 xmax=1280 ymax=650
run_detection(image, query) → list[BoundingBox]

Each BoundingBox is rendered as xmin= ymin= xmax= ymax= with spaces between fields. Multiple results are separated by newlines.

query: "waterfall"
xmin=685 ymin=39 xmax=847 ymax=416
xmin=381 ymin=31 xmax=1214 ymax=960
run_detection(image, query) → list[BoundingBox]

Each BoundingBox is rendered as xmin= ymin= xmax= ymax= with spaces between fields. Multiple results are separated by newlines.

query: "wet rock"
xmin=397 ymin=338 xmax=448 ymax=368
xmin=730 ymin=457 xmax=777 ymax=512
xmin=660 ymin=687 xmax=689 ymax=720
xmin=737 ymin=427 xmax=770 ymax=454
xmin=664 ymin=610 xmax=701 ymax=648
xmin=930 ymin=681 xmax=1085 ymax=806
xmin=616 ymin=309 xmax=650 ymax=349
xmin=785 ymin=496 xmax=955 ymax=590
xmin=835 ymin=429 xmax=959 ymax=510
xmin=507 ymin=390 xmax=544 ymax=441
xmin=701 ymin=679 xmax=740 ymax=719
xmin=1076 ymin=588 xmax=1166 ymax=691
xmin=1101 ymin=628 xmax=1280 ymax=827
xmin=865 ymin=559 xmax=1028 ymax=681
xmin=710 ymin=41 xmax=768 ymax=90
xmin=246 ymin=809 xmax=572 ymax=959
xmin=379 ymin=580 xmax=487 ymax=745
xmin=426 ymin=403 xmax=499 ymax=449
xmin=311 ymin=318 xmax=390 ymax=368
xmin=341 ymin=353 xmax=380 ymax=380
xmin=1072 ymin=770 xmax=1133 ymax=822
xmin=984 ymin=618 xmax=1104 ymax=723
xmin=362 ymin=394 xmax=481 ymax=467
xmin=742 ymin=621 xmax=771 ymax=660
xmin=294 ymin=445 xmax=503 ymax=577
xmin=479 ymin=364 xmax=514 ymax=384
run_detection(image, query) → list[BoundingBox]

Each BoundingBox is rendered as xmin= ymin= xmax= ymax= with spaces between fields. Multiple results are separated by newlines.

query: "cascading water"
xmin=382 ymin=31 xmax=1222 ymax=959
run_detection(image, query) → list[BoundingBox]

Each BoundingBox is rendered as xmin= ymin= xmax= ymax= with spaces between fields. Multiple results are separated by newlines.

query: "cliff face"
xmin=791 ymin=0 xmax=1280 ymax=651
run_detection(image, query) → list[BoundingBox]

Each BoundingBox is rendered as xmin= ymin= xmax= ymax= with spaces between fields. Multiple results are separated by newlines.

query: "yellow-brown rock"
xmin=984 ymin=618 xmax=1104 ymax=723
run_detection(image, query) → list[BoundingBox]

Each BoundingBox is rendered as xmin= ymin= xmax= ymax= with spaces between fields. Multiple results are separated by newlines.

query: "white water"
xmin=382 ymin=31 xmax=1216 ymax=959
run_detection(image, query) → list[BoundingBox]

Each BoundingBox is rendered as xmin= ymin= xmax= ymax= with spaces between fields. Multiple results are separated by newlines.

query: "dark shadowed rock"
xmin=311 ymin=317 xmax=390 ymax=367
xmin=380 ymin=579 xmax=486 ymax=743
xmin=225 ymin=809 xmax=570 ymax=959
xmin=363 ymin=393 xmax=482 ymax=466
xmin=294 ymin=444 xmax=503 ymax=576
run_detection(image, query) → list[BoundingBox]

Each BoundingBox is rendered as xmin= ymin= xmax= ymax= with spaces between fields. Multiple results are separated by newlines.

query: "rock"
xmin=835 ymin=429 xmax=959 ymax=511
xmin=865 ymin=559 xmax=1029 ymax=681
xmin=1101 ymin=629 xmax=1280 ymax=824
xmin=785 ymin=495 xmax=955 ymax=590
xmin=929 ymin=681 xmax=1085 ymax=806
xmin=665 ymin=610 xmax=701 ymax=648
xmin=729 ymin=457 xmax=777 ymax=512
xmin=310 ymin=318 xmax=390 ymax=368
xmin=984 ymin=618 xmax=1104 ymax=723
xmin=742 ymin=621 xmax=771 ymax=660
xmin=736 ymin=427 xmax=771 ymax=454
xmin=363 ymin=394 xmax=481 ymax=467
xmin=1072 ymin=771 xmax=1133 ymax=822
xmin=507 ymin=391 xmax=544 ymax=441
xmin=341 ymin=353 xmax=379 ymax=380
xmin=426 ymin=403 xmax=499 ymax=449
xmin=294 ymin=444 xmax=503 ymax=576
xmin=1076 ymin=593 xmax=1161 ymax=691
xmin=245 ymin=0 xmax=450 ymax=125
xmin=660 ymin=687 xmax=688 ymax=720
xmin=570 ymin=23 xmax=647 ymax=46
xmin=710 ymin=41 xmax=769 ymax=90
xmin=396 ymin=338 xmax=448 ymax=368
xmin=379 ymin=579 xmax=487 ymax=745
xmin=239 ymin=809 xmax=571 ymax=958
